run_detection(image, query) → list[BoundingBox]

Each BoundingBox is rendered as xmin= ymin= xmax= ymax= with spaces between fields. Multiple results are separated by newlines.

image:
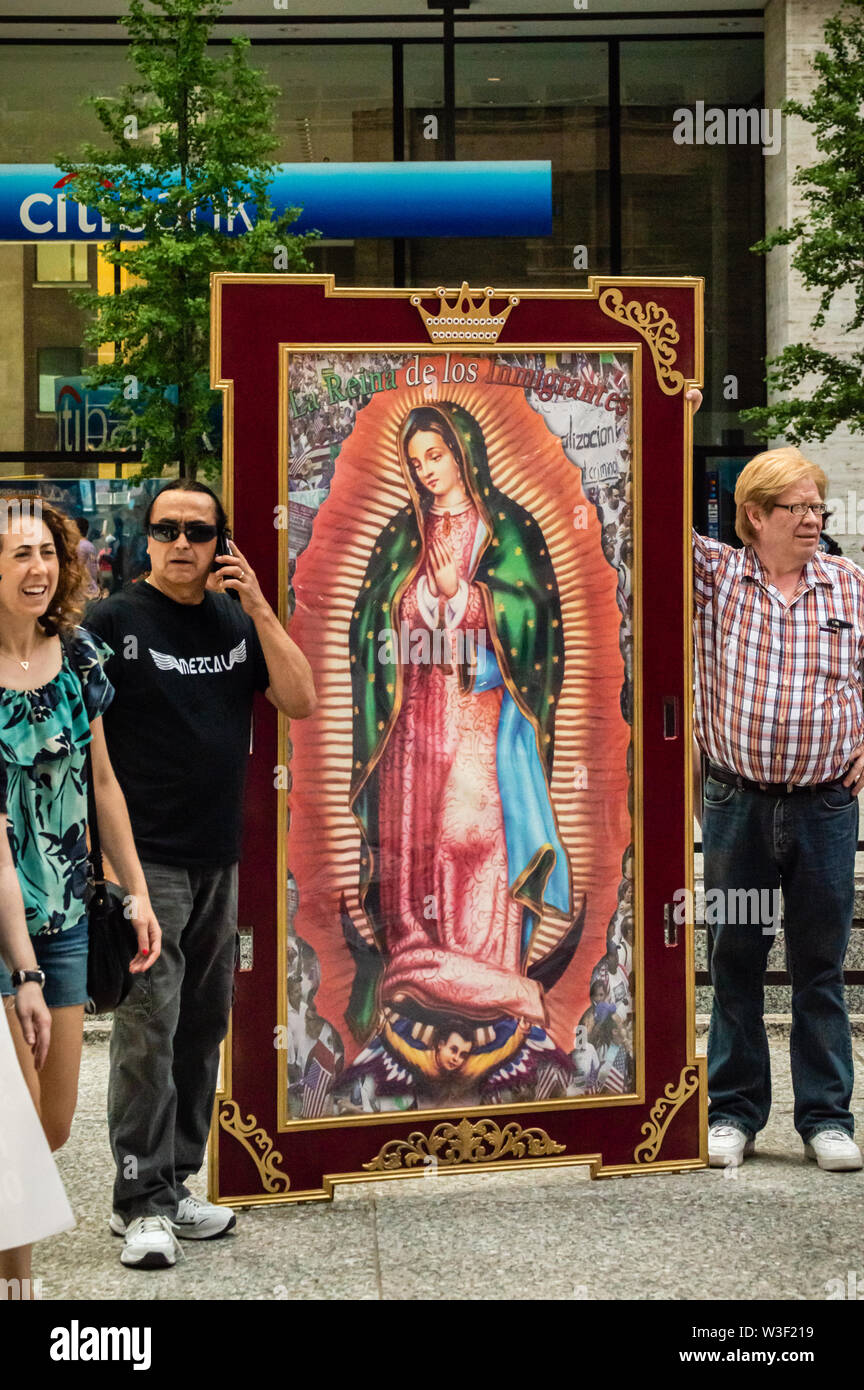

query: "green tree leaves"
xmin=742 ymin=0 xmax=864 ymax=443
xmin=58 ymin=0 xmax=314 ymax=479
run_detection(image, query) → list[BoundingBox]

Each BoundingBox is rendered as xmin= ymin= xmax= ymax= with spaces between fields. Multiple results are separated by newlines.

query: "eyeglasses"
xmin=147 ymin=520 xmax=219 ymax=544
xmin=773 ymin=503 xmax=830 ymax=517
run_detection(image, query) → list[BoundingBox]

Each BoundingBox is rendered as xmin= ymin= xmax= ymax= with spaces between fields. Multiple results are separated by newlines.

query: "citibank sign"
xmin=0 ymin=163 xmax=552 ymax=242
xmin=22 ymin=187 xmax=120 ymax=238
xmin=17 ymin=170 xmax=254 ymax=239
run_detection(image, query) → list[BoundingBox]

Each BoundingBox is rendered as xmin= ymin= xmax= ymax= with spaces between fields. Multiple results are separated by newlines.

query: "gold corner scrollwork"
xmin=362 ymin=1116 xmax=566 ymax=1173
xmin=634 ymin=1066 xmax=700 ymax=1163
xmin=219 ymin=1100 xmax=291 ymax=1194
xmin=598 ymin=288 xmax=685 ymax=395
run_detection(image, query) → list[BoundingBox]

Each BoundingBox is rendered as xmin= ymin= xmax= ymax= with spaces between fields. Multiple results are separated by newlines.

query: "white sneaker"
xmin=172 ymin=1195 xmax=236 ymax=1240
xmin=708 ymin=1123 xmax=755 ymax=1168
xmin=110 ymin=1213 xmax=182 ymax=1269
xmin=804 ymin=1130 xmax=863 ymax=1172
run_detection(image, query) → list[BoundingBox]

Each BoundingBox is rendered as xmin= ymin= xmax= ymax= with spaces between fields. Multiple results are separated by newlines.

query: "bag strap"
xmin=60 ymin=629 xmax=105 ymax=885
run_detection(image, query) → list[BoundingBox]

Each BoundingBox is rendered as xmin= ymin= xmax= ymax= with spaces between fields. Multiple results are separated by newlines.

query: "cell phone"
xmin=212 ymin=526 xmax=240 ymax=600
xmin=211 ymin=525 xmax=233 ymax=570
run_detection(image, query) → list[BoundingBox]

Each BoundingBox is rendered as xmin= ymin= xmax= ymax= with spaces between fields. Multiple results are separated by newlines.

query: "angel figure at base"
xmin=334 ymin=1007 xmax=575 ymax=1113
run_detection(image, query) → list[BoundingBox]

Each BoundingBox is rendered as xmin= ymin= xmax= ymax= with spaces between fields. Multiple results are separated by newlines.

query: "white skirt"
xmin=0 ymin=1001 xmax=75 ymax=1250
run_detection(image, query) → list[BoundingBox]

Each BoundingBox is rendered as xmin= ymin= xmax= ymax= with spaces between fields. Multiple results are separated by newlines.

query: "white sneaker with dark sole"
xmin=804 ymin=1130 xmax=863 ymax=1172
xmin=708 ymin=1123 xmax=755 ymax=1168
xmin=171 ymin=1195 xmax=236 ymax=1240
xmin=110 ymin=1213 xmax=182 ymax=1269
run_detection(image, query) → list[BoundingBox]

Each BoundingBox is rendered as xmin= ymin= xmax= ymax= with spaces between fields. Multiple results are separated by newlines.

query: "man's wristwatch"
xmin=10 ymin=968 xmax=46 ymax=989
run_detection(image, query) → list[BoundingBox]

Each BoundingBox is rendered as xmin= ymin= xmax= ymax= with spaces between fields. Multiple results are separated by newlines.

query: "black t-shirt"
xmin=84 ymin=582 xmax=270 ymax=867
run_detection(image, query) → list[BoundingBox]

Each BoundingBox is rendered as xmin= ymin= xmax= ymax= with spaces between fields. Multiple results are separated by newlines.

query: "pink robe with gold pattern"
xmin=377 ymin=504 xmax=546 ymax=1026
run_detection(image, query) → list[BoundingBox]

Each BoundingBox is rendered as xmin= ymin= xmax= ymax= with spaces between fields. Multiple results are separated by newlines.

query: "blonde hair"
xmin=734 ymin=447 xmax=828 ymax=545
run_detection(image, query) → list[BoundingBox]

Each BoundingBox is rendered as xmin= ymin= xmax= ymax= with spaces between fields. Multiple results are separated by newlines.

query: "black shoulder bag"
xmin=62 ymin=631 xmax=139 ymax=1015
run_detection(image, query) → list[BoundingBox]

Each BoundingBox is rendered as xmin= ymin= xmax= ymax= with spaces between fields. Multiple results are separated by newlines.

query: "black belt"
xmin=706 ymin=763 xmax=850 ymax=797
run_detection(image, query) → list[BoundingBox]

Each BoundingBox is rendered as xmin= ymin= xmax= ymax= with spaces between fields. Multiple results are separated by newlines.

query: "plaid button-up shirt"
xmin=693 ymin=531 xmax=864 ymax=784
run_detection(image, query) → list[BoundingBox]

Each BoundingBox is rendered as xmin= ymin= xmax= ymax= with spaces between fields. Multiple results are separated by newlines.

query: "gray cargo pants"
xmin=107 ymin=860 xmax=237 ymax=1220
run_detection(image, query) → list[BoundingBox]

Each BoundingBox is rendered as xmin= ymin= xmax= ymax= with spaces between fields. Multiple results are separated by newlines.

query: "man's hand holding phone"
xmin=211 ymin=536 xmax=269 ymax=618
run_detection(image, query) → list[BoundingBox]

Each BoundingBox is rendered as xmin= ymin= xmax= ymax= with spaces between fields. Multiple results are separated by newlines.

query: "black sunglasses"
xmin=147 ymin=520 xmax=219 ymax=544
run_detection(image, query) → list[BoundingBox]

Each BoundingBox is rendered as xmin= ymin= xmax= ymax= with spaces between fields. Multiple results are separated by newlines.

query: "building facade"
xmin=0 ymin=0 xmax=858 ymax=556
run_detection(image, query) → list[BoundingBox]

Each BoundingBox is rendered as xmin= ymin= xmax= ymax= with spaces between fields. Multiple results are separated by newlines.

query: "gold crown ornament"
xmin=411 ymin=282 xmax=520 ymax=344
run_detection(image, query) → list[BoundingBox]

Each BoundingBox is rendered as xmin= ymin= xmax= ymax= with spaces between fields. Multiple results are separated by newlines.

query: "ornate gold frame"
xmin=207 ymin=274 xmax=706 ymax=1203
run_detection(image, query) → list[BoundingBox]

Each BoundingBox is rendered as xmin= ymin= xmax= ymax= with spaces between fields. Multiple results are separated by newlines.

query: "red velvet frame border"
xmin=208 ymin=274 xmax=705 ymax=1204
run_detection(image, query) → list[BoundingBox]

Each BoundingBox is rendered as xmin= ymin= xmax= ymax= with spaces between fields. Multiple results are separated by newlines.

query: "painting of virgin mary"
xmin=338 ymin=401 xmax=584 ymax=1106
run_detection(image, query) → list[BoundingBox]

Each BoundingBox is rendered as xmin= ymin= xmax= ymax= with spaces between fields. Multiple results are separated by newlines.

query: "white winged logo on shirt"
xmin=148 ymin=639 xmax=247 ymax=676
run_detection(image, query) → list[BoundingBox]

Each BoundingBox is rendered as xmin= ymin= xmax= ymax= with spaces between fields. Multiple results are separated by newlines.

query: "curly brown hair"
xmin=0 ymin=494 xmax=86 ymax=635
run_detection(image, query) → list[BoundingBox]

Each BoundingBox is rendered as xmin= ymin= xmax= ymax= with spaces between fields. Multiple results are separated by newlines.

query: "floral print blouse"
xmin=0 ymin=626 xmax=114 ymax=937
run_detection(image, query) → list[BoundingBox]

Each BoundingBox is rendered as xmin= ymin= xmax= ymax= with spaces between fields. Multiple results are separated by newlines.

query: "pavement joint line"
xmin=370 ymin=1197 xmax=384 ymax=1301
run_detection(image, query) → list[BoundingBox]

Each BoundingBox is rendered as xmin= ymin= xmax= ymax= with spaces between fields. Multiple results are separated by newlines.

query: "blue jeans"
xmin=703 ymin=774 xmax=857 ymax=1141
xmin=0 ymin=913 xmax=89 ymax=1008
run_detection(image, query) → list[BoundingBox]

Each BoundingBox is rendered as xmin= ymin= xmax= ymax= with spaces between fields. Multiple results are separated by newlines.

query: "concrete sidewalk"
xmin=36 ymin=1030 xmax=864 ymax=1302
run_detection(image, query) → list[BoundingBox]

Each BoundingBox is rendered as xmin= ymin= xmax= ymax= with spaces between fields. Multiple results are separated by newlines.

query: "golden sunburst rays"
xmin=286 ymin=354 xmax=631 ymax=1061
xmin=290 ymin=386 xmax=416 ymax=995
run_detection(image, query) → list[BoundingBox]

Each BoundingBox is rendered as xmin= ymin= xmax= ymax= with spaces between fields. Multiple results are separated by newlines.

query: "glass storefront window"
xmin=253 ymin=45 xmax=395 ymax=286
xmin=0 ymin=477 xmax=162 ymax=596
xmin=404 ymin=41 xmax=609 ymax=289
xmin=0 ymin=42 xmax=394 ymax=168
xmin=0 ymin=47 xmax=132 ymax=163
xmin=36 ymin=244 xmax=90 ymax=285
xmin=37 ymin=346 xmax=83 ymax=414
xmin=253 ymin=45 xmax=393 ymax=164
xmin=620 ymin=40 xmax=765 ymax=448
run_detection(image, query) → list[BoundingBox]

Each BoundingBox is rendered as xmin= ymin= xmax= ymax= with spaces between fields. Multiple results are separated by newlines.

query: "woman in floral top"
xmin=0 ymin=496 xmax=160 ymax=1161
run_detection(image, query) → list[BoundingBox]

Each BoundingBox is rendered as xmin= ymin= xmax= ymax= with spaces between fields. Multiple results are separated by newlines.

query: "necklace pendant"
xmin=19 ymin=660 xmax=29 ymax=671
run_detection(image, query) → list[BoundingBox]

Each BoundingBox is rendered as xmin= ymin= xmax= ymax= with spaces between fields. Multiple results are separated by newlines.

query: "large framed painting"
xmin=208 ymin=274 xmax=704 ymax=1204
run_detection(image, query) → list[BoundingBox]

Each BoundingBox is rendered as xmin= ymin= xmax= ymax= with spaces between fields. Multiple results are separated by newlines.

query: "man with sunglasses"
xmin=84 ymin=480 xmax=315 ymax=1268
xmin=693 ymin=443 xmax=864 ymax=1174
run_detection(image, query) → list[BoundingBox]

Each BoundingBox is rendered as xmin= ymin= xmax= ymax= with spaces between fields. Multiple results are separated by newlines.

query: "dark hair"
xmin=434 ymin=1021 xmax=473 ymax=1048
xmin=400 ymin=407 xmax=467 ymax=510
xmin=143 ymin=480 xmax=227 ymax=531
xmin=592 ymin=1014 xmax=618 ymax=1051
xmin=74 ymin=516 xmax=89 ymax=538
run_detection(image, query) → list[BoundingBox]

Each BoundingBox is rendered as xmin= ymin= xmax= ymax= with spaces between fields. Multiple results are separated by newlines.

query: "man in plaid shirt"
xmin=694 ymin=443 xmax=864 ymax=1172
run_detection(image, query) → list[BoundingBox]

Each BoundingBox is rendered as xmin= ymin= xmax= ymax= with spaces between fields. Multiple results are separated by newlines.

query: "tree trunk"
xmin=176 ymin=55 xmax=195 ymax=480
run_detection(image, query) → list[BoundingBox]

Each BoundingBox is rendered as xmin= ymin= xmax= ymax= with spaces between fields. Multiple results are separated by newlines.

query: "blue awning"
xmin=0 ymin=162 xmax=552 ymax=241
